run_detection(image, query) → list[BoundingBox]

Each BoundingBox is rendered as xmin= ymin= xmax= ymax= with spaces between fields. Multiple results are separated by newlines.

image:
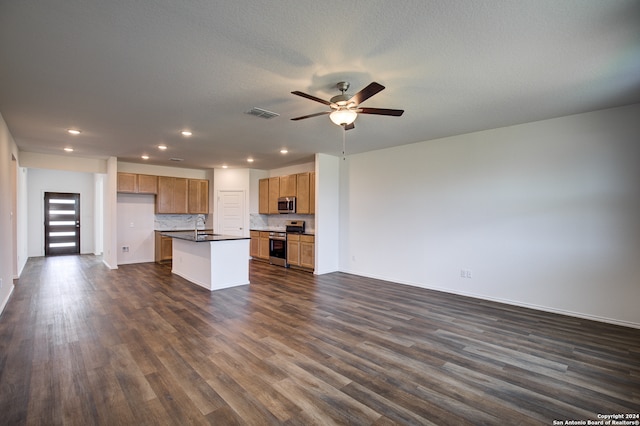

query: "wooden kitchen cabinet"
xmin=258 ymin=178 xmax=269 ymax=214
xmin=268 ymin=177 xmax=280 ymax=214
xmin=156 ymin=176 xmax=189 ymax=214
xmin=117 ymin=173 xmax=158 ymax=194
xmin=137 ymin=174 xmax=158 ymax=193
xmin=188 ymin=179 xmax=209 ymax=214
xmin=250 ymin=231 xmax=270 ymax=261
xmin=300 ymin=235 xmax=315 ymax=269
xmin=259 ymin=232 xmax=270 ymax=260
xmin=250 ymin=231 xmax=260 ymax=258
xmin=287 ymin=234 xmax=314 ymax=271
xmin=295 ymin=172 xmax=310 ymax=214
xmin=279 ymin=174 xmax=297 ymax=197
xmin=287 ymin=234 xmax=300 ymax=266
xmin=309 ymin=171 xmax=315 ymax=214
xmin=117 ymin=173 xmax=137 ymax=193
xmin=154 ymin=231 xmax=173 ymax=263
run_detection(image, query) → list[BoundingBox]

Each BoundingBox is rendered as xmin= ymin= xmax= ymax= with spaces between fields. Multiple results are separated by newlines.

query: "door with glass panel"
xmin=44 ymin=192 xmax=80 ymax=256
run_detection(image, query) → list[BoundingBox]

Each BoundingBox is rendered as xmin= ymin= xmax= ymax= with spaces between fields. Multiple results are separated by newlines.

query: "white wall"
xmin=117 ymin=193 xmax=156 ymax=264
xmin=27 ymin=168 xmax=96 ymax=257
xmin=340 ymin=103 xmax=640 ymax=328
xmin=0 ymin=113 xmax=21 ymax=314
xmin=315 ymin=154 xmax=340 ymax=274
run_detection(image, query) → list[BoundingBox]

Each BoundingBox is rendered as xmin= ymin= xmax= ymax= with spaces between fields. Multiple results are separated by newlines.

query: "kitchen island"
xmin=162 ymin=231 xmax=250 ymax=291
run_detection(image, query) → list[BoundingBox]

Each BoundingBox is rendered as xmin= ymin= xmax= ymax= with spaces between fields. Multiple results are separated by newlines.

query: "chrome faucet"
xmin=194 ymin=214 xmax=206 ymax=237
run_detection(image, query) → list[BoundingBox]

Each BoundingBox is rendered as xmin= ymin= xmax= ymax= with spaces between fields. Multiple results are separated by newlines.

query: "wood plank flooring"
xmin=1 ymin=255 xmax=639 ymax=425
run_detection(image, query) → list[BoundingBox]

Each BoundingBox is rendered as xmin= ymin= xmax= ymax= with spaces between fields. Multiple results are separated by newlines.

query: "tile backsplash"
xmin=155 ymin=214 xmax=204 ymax=230
xmin=250 ymin=213 xmax=315 ymax=232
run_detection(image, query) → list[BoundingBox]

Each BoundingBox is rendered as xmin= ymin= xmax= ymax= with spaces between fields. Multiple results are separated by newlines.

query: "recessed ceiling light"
xmin=67 ymin=129 xmax=81 ymax=135
xmin=64 ymin=147 xmax=74 ymax=152
xmin=222 ymin=165 xmax=228 ymax=169
xmin=181 ymin=130 xmax=192 ymax=137
xmin=280 ymin=149 xmax=288 ymax=154
xmin=141 ymin=155 xmax=149 ymax=160
xmin=158 ymin=145 xmax=168 ymax=150
xmin=247 ymin=158 xmax=254 ymax=163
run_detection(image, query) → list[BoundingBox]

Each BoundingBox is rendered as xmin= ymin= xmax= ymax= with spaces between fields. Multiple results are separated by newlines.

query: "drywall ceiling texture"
xmin=1 ymin=1 xmax=639 ymax=170
xmin=339 ymin=104 xmax=640 ymax=327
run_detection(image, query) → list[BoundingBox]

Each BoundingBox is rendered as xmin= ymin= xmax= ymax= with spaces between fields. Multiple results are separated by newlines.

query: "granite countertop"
xmin=161 ymin=231 xmax=250 ymax=242
xmin=250 ymin=228 xmax=315 ymax=236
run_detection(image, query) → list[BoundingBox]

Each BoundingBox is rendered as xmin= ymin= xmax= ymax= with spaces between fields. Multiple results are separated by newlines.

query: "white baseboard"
xmin=0 ymin=284 xmax=15 ymax=317
xmin=341 ymin=268 xmax=640 ymax=330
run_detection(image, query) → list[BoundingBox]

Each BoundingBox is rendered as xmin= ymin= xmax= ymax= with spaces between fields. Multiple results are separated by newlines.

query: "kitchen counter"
xmin=162 ymin=231 xmax=250 ymax=242
xmin=162 ymin=232 xmax=250 ymax=291
xmin=250 ymin=228 xmax=315 ymax=236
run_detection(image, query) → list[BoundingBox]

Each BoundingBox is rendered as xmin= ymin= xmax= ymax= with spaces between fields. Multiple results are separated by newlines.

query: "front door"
xmin=44 ymin=192 xmax=81 ymax=256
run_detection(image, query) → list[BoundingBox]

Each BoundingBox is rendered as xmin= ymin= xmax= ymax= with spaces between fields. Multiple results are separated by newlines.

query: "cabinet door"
xmin=287 ymin=235 xmax=300 ymax=266
xmin=250 ymin=231 xmax=260 ymax=258
xmin=156 ymin=176 xmax=174 ymax=213
xmin=268 ymin=177 xmax=280 ymax=214
xmin=300 ymin=235 xmax=314 ymax=269
xmin=137 ymin=174 xmax=158 ymax=194
xmin=309 ymin=172 xmax=316 ymax=214
xmin=279 ymin=174 xmax=297 ymax=197
xmin=188 ymin=179 xmax=209 ymax=214
xmin=161 ymin=236 xmax=173 ymax=261
xmin=259 ymin=233 xmax=270 ymax=259
xmin=117 ymin=173 xmax=137 ymax=193
xmin=173 ymin=178 xmax=189 ymax=214
xmin=296 ymin=173 xmax=310 ymax=214
xmin=258 ymin=179 xmax=269 ymax=214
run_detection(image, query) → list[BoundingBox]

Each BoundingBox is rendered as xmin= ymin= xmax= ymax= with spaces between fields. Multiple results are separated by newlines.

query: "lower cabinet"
xmin=154 ymin=231 xmax=173 ymax=263
xmin=287 ymin=234 xmax=314 ymax=271
xmin=250 ymin=231 xmax=270 ymax=261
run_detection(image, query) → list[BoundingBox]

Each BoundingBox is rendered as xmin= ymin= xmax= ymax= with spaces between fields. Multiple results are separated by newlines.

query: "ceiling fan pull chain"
xmin=342 ymin=125 xmax=346 ymax=160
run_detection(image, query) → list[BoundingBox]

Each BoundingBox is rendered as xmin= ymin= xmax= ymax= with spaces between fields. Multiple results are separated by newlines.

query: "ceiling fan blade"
xmin=291 ymin=91 xmax=332 ymax=106
xmin=343 ymin=122 xmax=355 ymax=131
xmin=290 ymin=111 xmax=330 ymax=121
xmin=358 ymin=107 xmax=404 ymax=116
xmin=348 ymin=82 xmax=385 ymax=105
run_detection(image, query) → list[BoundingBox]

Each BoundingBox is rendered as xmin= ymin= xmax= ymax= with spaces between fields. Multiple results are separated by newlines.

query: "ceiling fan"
xmin=291 ymin=81 xmax=404 ymax=130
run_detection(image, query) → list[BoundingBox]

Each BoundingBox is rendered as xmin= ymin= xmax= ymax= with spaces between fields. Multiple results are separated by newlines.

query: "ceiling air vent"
xmin=169 ymin=158 xmax=184 ymax=162
xmin=246 ymin=107 xmax=279 ymax=119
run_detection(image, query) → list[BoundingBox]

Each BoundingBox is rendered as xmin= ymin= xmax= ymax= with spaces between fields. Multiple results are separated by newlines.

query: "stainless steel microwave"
xmin=277 ymin=197 xmax=296 ymax=214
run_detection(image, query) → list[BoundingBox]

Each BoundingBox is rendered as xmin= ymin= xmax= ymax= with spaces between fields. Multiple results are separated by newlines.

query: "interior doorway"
xmin=44 ymin=192 xmax=81 ymax=256
xmin=217 ymin=190 xmax=245 ymax=237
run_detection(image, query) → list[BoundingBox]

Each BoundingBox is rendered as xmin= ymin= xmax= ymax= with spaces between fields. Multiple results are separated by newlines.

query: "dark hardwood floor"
xmin=1 ymin=255 xmax=638 ymax=425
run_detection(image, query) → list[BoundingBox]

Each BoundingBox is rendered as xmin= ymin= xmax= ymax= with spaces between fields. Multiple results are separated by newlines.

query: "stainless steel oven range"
xmin=268 ymin=231 xmax=287 ymax=266
xmin=268 ymin=220 xmax=306 ymax=267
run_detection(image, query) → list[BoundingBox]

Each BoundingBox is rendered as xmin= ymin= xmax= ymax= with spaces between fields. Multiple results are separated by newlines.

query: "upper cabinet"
xmin=296 ymin=172 xmax=310 ymax=214
xmin=117 ymin=173 xmax=158 ymax=194
xmin=119 ymin=172 xmax=209 ymax=214
xmin=258 ymin=178 xmax=269 ymax=214
xmin=188 ymin=179 xmax=209 ymax=214
xmin=279 ymin=174 xmax=297 ymax=197
xmin=268 ymin=177 xmax=280 ymax=214
xmin=156 ymin=176 xmax=189 ymax=214
xmin=258 ymin=171 xmax=316 ymax=215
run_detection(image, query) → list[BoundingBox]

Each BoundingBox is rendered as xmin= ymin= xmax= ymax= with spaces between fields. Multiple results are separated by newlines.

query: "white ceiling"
xmin=1 ymin=0 xmax=639 ymax=170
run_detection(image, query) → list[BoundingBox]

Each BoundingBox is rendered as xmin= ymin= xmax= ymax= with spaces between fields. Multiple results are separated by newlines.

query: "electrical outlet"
xmin=122 ymin=246 xmax=129 ymax=252
xmin=460 ymin=269 xmax=473 ymax=278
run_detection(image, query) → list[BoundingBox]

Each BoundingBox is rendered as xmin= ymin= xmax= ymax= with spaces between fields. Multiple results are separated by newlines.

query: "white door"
xmin=217 ymin=190 xmax=245 ymax=236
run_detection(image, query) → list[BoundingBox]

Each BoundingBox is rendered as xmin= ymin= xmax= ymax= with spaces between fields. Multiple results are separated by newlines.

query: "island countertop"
xmin=161 ymin=231 xmax=250 ymax=242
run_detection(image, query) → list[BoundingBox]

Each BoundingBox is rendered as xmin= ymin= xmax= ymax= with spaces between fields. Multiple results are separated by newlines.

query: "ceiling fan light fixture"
xmin=330 ymin=109 xmax=357 ymax=126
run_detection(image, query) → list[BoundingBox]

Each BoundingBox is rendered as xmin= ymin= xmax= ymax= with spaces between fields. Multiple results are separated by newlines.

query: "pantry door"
xmin=217 ymin=190 xmax=245 ymax=237
xmin=44 ymin=192 xmax=81 ymax=256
